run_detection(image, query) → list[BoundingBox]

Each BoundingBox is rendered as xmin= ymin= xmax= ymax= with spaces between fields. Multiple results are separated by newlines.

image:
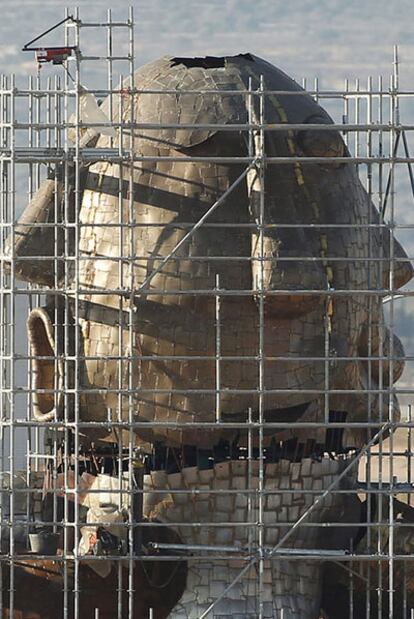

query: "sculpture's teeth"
xmin=145 ymin=456 xmax=358 ymax=618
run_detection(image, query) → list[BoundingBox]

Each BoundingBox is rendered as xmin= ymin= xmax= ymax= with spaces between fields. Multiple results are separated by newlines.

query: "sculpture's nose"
xmin=246 ymin=127 xmax=327 ymax=318
xmin=251 ymin=228 xmax=326 ymax=317
xmin=247 ymin=162 xmax=326 ymax=316
xmin=3 ymin=179 xmax=62 ymax=287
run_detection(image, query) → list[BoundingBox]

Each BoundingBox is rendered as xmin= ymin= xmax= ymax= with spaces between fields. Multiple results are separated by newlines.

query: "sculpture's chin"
xmin=27 ymin=307 xmax=64 ymax=422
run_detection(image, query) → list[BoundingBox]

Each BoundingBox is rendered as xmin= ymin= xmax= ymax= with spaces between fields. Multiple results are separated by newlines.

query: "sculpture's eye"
xmin=297 ymin=115 xmax=345 ymax=167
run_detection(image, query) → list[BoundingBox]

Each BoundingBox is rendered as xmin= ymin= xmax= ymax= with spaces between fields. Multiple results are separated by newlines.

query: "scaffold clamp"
xmin=22 ymin=16 xmax=79 ymax=66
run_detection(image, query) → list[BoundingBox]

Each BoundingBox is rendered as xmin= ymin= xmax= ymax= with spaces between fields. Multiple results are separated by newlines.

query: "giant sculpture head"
xmin=7 ymin=54 xmax=413 ymax=450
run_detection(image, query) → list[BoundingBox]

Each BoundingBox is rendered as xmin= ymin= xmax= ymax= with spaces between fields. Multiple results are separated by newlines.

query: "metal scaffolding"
xmin=1 ymin=7 xmax=414 ymax=619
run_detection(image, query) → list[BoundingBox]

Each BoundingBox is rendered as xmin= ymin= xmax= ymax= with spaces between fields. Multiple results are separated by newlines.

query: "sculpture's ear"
xmin=27 ymin=302 xmax=78 ymax=423
xmin=27 ymin=306 xmax=65 ymax=421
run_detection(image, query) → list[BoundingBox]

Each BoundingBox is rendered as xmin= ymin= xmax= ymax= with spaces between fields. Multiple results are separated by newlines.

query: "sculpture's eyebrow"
xmin=83 ymin=171 xmax=213 ymax=214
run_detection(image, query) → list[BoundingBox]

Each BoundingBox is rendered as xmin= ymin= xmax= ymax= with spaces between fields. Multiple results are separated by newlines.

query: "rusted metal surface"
xmin=1 ymin=523 xmax=187 ymax=619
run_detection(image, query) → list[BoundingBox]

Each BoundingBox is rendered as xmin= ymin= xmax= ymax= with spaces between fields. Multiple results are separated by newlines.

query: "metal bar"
xmin=22 ymin=15 xmax=75 ymax=51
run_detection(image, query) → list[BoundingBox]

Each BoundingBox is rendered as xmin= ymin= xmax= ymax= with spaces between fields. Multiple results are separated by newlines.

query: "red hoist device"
xmin=22 ymin=16 xmax=78 ymax=71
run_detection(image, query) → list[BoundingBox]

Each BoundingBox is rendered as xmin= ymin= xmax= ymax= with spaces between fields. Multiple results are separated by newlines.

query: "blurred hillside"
xmin=1 ymin=0 xmax=414 ymax=86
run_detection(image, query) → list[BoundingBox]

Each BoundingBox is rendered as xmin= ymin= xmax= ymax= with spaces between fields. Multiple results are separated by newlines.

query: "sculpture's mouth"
xmin=27 ymin=307 xmax=64 ymax=422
